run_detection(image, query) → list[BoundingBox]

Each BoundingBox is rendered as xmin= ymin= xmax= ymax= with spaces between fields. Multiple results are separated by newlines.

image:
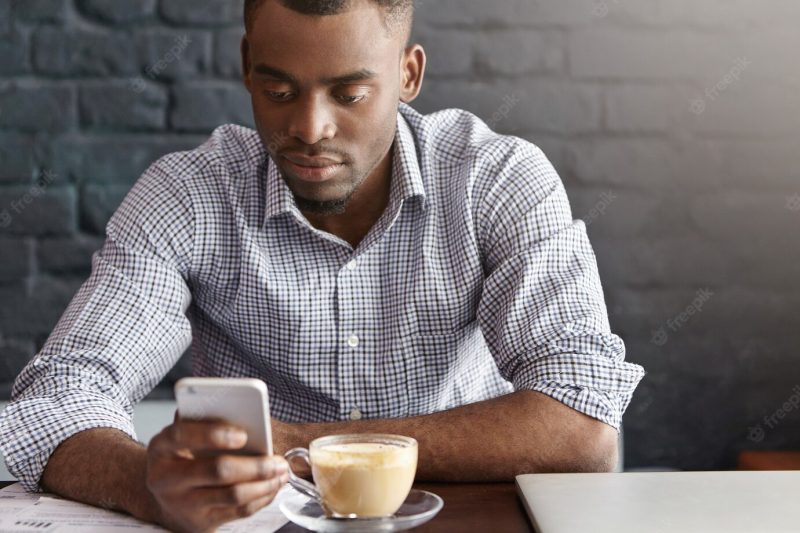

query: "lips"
xmin=281 ymin=154 xmax=345 ymax=183
xmin=283 ymin=153 xmax=343 ymax=167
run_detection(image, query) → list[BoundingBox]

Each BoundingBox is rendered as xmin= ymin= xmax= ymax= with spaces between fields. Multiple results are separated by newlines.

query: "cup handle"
xmin=284 ymin=447 xmax=322 ymax=502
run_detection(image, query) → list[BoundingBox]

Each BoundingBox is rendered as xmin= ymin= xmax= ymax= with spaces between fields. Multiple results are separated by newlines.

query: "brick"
xmin=48 ymin=135 xmax=206 ymax=185
xmin=688 ymin=193 xmax=800 ymax=288
xmin=79 ymin=81 xmax=168 ymax=131
xmin=0 ymin=277 xmax=84 ymax=338
xmin=569 ymin=29 xmax=733 ymax=80
xmin=567 ymin=188 xmax=687 ymax=240
xmin=0 ymin=28 xmax=30 ymax=75
xmin=687 ymin=78 xmax=800 ymax=136
xmin=0 ymin=135 xmax=37 ymax=183
xmin=606 ymin=287 xmax=716 ymax=344
xmin=591 ymin=236 xmax=733 ymax=288
xmin=159 ymin=0 xmax=244 ymax=26
xmin=605 ymin=85 xmax=673 ymax=133
xmin=38 ymin=235 xmax=104 ymax=275
xmin=672 ymin=138 xmax=800 ymax=193
xmin=0 ymin=237 xmax=32 ymax=282
xmin=81 ymin=184 xmax=131 ymax=234
xmin=474 ymin=30 xmax=563 ymax=76
xmin=660 ymin=0 xmax=800 ymax=30
xmin=412 ymin=27 xmax=474 ymax=77
xmin=0 ymin=337 xmax=35 ymax=386
xmin=0 ymin=83 xmax=75 ymax=133
xmin=214 ymin=28 xmax=244 ymax=78
xmin=12 ymin=0 xmax=67 ymax=24
xmin=589 ymin=0 xmax=679 ymax=27
xmin=0 ymin=184 xmax=77 ymax=236
xmin=0 ymin=2 xmax=11 ymax=36
xmin=77 ymin=0 xmax=157 ymax=24
xmin=691 ymin=289 xmax=800 ymax=341
xmin=417 ymin=0 xmax=598 ymax=27
xmin=562 ymin=139 xmax=675 ymax=188
xmin=136 ymin=30 xmax=212 ymax=81
xmin=32 ymin=28 xmax=138 ymax=76
xmin=415 ymin=79 xmax=601 ymax=134
xmin=171 ymin=82 xmax=254 ymax=132
xmin=610 ymin=286 xmax=800 ymax=349
xmin=741 ymin=30 xmax=800 ymax=86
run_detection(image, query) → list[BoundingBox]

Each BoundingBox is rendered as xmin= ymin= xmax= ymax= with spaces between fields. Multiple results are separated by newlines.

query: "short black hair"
xmin=244 ymin=0 xmax=414 ymax=39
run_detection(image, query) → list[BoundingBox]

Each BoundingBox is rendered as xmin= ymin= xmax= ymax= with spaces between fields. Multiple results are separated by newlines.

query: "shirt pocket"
xmin=403 ymin=322 xmax=489 ymax=416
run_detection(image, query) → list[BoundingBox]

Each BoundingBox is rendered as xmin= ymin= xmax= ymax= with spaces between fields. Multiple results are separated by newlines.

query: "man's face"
xmin=243 ymin=0 xmax=407 ymax=213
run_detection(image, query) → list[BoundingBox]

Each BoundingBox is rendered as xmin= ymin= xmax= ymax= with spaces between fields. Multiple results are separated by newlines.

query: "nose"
xmin=287 ymin=94 xmax=336 ymax=146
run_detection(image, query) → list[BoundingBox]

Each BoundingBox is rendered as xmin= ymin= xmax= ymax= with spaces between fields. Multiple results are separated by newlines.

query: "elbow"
xmin=565 ymin=422 xmax=619 ymax=473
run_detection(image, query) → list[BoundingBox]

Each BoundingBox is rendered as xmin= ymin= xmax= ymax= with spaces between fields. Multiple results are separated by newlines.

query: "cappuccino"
xmin=310 ymin=438 xmax=418 ymax=517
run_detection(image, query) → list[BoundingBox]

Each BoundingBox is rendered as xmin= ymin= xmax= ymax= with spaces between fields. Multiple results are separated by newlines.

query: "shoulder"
xmin=151 ymin=124 xmax=265 ymax=182
xmin=401 ymin=103 xmax=560 ymax=204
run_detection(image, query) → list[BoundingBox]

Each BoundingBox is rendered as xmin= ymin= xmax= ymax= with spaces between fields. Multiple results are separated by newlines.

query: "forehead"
xmin=248 ymin=0 xmax=400 ymax=77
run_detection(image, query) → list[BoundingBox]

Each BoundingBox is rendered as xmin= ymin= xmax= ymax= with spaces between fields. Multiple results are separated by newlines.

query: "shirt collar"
xmin=262 ymin=105 xmax=427 ymax=225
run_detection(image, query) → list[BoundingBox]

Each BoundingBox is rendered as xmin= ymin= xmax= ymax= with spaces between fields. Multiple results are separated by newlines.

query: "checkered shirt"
xmin=0 ymin=103 xmax=644 ymax=492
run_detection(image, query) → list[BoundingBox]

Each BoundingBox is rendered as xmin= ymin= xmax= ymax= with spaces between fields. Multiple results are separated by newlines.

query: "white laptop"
xmin=516 ymin=471 xmax=800 ymax=533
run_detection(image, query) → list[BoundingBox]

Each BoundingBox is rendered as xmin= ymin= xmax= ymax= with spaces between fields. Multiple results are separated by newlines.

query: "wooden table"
xmin=0 ymin=481 xmax=533 ymax=532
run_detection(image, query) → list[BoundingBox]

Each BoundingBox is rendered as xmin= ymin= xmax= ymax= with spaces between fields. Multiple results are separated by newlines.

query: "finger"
xmin=206 ymin=487 xmax=284 ymax=523
xmin=151 ymin=420 xmax=248 ymax=455
xmin=195 ymin=473 xmax=288 ymax=508
xmin=176 ymin=455 xmax=289 ymax=488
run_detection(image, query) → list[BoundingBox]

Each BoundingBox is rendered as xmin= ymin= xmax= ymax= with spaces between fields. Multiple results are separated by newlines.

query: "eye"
xmin=337 ymin=94 xmax=367 ymax=105
xmin=265 ymin=91 xmax=294 ymax=102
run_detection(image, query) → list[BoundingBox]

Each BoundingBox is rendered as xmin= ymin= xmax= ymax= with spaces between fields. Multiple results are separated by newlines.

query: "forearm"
xmin=40 ymin=428 xmax=162 ymax=524
xmin=275 ymin=390 xmax=618 ymax=482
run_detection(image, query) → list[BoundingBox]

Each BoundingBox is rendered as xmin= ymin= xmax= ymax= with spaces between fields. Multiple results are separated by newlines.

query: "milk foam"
xmin=313 ymin=442 xmax=415 ymax=468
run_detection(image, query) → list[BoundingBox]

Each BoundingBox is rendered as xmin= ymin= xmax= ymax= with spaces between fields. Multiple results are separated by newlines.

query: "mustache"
xmin=278 ymin=147 xmax=349 ymax=161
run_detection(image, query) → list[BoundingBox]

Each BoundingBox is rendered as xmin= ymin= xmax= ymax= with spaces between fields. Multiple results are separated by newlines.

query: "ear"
xmin=241 ymin=35 xmax=252 ymax=93
xmin=399 ymin=44 xmax=426 ymax=104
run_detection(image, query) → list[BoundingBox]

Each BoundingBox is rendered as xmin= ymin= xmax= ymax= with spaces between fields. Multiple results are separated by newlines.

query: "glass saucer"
xmin=279 ymin=489 xmax=444 ymax=532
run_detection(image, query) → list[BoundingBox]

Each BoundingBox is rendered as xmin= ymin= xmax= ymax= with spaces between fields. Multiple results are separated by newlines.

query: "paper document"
xmin=0 ymin=483 xmax=40 ymax=519
xmin=0 ymin=483 xmax=292 ymax=532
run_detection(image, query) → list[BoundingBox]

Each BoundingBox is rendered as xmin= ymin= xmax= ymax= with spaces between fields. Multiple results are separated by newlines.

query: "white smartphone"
xmin=174 ymin=377 xmax=273 ymax=456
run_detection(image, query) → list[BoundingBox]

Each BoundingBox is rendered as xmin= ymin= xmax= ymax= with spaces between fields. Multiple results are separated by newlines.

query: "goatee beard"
xmin=293 ymin=194 xmax=349 ymax=215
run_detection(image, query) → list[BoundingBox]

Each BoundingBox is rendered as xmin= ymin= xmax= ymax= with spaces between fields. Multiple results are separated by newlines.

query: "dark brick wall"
xmin=1 ymin=0 xmax=799 ymax=469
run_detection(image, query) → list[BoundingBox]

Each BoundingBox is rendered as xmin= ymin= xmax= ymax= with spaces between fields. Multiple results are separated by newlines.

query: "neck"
xmin=303 ymin=143 xmax=394 ymax=249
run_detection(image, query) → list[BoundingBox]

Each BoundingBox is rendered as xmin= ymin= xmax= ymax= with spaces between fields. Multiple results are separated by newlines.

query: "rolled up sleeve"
xmin=475 ymin=142 xmax=644 ymax=431
xmin=0 ymin=161 xmax=194 ymax=492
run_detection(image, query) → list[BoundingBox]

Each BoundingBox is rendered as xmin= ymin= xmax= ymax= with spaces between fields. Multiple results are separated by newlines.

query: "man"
xmin=0 ymin=0 xmax=644 ymax=531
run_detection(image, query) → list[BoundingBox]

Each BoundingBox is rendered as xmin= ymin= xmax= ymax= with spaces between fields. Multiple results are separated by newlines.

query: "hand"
xmin=145 ymin=414 xmax=289 ymax=533
xmin=271 ymin=417 xmax=311 ymax=479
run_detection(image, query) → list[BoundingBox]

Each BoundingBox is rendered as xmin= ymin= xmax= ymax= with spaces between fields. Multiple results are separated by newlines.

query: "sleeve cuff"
xmin=511 ymin=353 xmax=645 ymax=431
xmin=0 ymin=391 xmax=138 ymax=493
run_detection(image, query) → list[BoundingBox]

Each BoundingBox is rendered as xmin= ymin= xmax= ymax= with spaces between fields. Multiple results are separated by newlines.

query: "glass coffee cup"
xmin=284 ymin=434 xmax=418 ymax=518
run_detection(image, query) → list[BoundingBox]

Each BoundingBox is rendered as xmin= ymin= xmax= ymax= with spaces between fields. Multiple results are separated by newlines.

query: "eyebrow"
xmin=253 ymin=64 xmax=378 ymax=85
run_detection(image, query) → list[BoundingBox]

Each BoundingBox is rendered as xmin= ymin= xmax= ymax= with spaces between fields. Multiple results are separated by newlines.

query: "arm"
xmin=0 ymin=161 xmax=193 ymax=495
xmin=40 ymin=422 xmax=289 ymax=533
xmin=40 ymin=428 xmax=160 ymax=522
xmin=273 ymin=389 xmax=617 ymax=482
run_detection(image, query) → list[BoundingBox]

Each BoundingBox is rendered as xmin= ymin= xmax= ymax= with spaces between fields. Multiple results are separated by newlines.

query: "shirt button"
xmin=349 ymin=408 xmax=363 ymax=421
xmin=346 ymin=260 xmax=357 ymax=270
xmin=347 ymin=334 xmax=360 ymax=348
